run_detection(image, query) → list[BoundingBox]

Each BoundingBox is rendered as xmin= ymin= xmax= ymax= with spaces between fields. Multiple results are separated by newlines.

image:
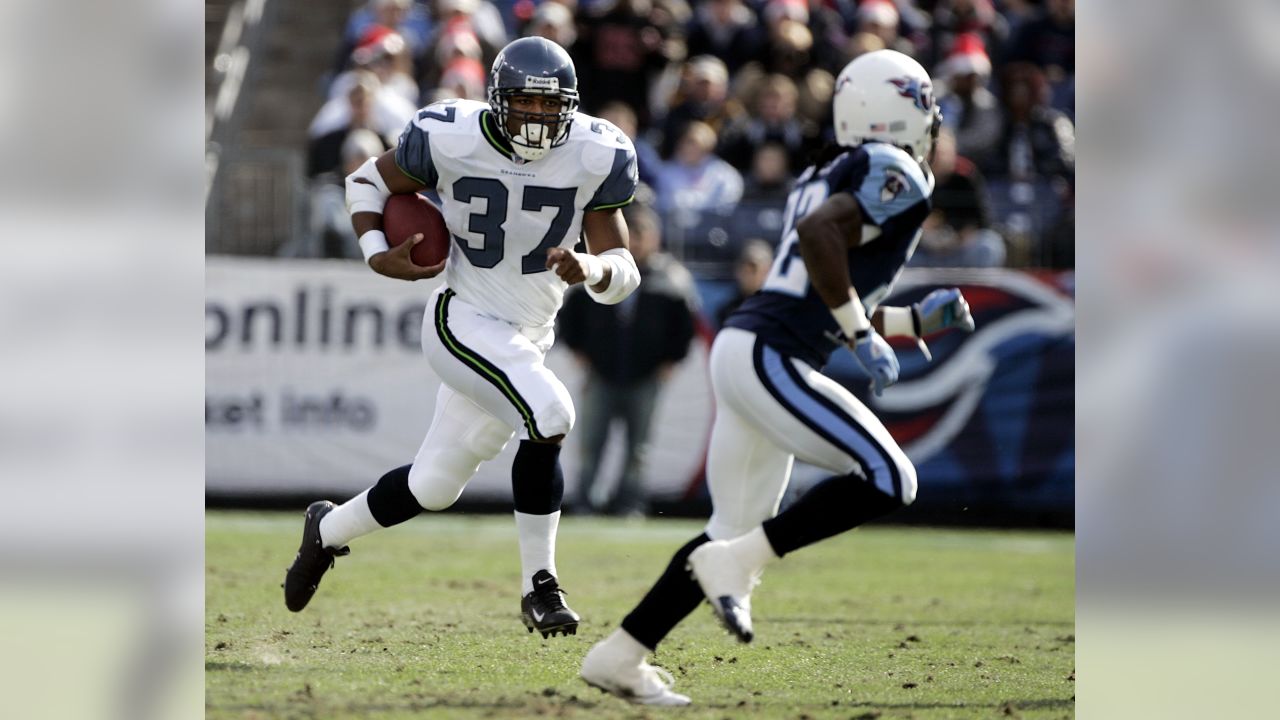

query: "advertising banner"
xmin=207 ymin=259 xmax=1072 ymax=522
xmin=810 ymin=268 xmax=1075 ymax=523
xmin=205 ymin=257 xmax=713 ymax=501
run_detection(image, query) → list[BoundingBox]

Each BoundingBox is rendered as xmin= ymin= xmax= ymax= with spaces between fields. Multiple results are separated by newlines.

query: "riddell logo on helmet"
xmin=887 ymin=77 xmax=934 ymax=112
xmin=524 ymin=76 xmax=559 ymax=90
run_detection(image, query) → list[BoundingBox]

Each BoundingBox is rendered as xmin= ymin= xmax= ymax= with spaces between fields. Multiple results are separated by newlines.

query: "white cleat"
xmin=687 ymin=540 xmax=756 ymax=643
xmin=581 ymin=639 xmax=692 ymax=706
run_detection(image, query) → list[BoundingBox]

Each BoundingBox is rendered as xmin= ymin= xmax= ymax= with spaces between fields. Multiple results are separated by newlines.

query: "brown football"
xmin=382 ymin=193 xmax=450 ymax=266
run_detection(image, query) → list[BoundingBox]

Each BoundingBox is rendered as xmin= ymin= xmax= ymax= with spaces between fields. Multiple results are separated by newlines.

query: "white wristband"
xmin=880 ymin=306 xmax=917 ymax=338
xmin=578 ymin=252 xmax=605 ymax=286
xmin=358 ymin=230 xmax=390 ymax=263
xmin=831 ymin=293 xmax=871 ymax=339
xmin=585 ymin=248 xmax=640 ymax=304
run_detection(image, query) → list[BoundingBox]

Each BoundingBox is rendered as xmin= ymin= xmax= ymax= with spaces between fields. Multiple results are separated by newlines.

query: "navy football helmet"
xmin=488 ymin=37 xmax=580 ymax=161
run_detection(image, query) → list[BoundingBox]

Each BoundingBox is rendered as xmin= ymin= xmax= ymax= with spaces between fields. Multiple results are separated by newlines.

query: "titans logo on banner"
xmin=825 ymin=269 xmax=1075 ymax=521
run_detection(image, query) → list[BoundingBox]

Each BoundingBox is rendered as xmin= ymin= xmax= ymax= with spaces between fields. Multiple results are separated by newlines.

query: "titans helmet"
xmin=833 ymin=49 xmax=943 ymax=164
xmin=488 ymin=37 xmax=580 ymax=161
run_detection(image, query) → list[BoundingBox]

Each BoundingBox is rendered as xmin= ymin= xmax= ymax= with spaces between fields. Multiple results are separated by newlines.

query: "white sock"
xmin=318 ymin=489 xmax=381 ymax=548
xmin=601 ymin=628 xmax=648 ymax=665
xmin=514 ymin=510 xmax=560 ymax=594
xmin=726 ymin=527 xmax=780 ymax=575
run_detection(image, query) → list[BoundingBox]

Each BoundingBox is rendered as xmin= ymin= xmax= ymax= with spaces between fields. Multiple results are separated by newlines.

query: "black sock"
xmin=762 ymin=474 xmax=903 ymax=557
xmin=512 ymin=440 xmax=564 ymax=514
xmin=366 ymin=463 xmax=423 ymax=527
xmin=621 ymin=533 xmax=710 ymax=651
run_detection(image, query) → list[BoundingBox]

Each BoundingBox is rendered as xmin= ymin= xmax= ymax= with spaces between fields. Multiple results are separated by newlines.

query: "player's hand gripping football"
xmin=851 ymin=329 xmax=900 ymax=397
xmin=910 ymin=287 xmax=976 ymax=361
xmin=369 ymin=234 xmax=447 ymax=281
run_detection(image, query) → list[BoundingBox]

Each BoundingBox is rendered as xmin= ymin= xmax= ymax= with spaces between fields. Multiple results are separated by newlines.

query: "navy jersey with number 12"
xmin=725 ymin=142 xmax=933 ymax=368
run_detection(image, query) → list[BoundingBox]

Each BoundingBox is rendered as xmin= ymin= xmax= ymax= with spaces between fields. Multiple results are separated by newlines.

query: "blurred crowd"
xmin=291 ymin=0 xmax=1073 ymax=514
xmin=301 ymin=0 xmax=1074 ymax=268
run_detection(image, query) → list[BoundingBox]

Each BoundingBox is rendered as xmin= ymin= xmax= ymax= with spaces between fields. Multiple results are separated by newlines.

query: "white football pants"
xmin=404 ymin=285 xmax=576 ymax=510
xmin=422 ymin=286 xmax=575 ymax=441
xmin=704 ymin=327 xmax=917 ymax=541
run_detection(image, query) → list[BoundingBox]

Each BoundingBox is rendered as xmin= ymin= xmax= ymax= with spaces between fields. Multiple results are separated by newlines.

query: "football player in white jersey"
xmin=580 ymin=50 xmax=976 ymax=704
xmin=284 ymin=37 xmax=642 ymax=639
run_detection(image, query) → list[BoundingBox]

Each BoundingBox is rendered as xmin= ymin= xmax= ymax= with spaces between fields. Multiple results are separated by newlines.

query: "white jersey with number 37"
xmin=395 ymin=99 xmax=638 ymax=328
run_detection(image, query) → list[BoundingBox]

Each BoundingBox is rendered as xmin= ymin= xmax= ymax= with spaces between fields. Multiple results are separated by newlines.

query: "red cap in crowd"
xmin=938 ymin=32 xmax=992 ymax=78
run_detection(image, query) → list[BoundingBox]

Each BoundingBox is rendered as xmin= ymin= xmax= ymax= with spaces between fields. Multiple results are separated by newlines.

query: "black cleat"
xmin=687 ymin=541 xmax=757 ymax=643
xmin=520 ymin=570 xmax=580 ymax=638
xmin=711 ymin=596 xmax=754 ymax=643
xmin=283 ymin=501 xmax=350 ymax=612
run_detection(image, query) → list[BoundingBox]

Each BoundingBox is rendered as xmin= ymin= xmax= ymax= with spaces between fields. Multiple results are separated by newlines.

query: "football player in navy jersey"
xmin=580 ymin=50 xmax=976 ymax=705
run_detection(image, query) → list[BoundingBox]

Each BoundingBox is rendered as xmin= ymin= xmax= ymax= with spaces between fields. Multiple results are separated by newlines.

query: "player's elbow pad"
xmin=345 ymin=157 xmax=391 ymax=216
xmin=586 ymin=248 xmax=641 ymax=305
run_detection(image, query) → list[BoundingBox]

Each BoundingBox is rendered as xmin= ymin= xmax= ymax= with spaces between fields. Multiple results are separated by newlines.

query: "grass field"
xmin=207 ymin=511 xmax=1074 ymax=719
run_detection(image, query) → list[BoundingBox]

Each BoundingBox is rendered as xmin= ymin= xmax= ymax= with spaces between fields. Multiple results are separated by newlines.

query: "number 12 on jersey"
xmin=763 ymin=182 xmax=829 ymax=297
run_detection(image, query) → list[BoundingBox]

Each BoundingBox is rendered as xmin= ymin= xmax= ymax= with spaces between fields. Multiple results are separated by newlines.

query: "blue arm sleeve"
xmin=587 ymin=146 xmax=639 ymax=211
xmin=394 ymin=121 xmax=438 ymax=188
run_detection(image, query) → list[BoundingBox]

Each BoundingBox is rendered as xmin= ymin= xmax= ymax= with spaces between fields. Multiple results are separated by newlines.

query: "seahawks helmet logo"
xmin=888 ymin=77 xmax=934 ymax=112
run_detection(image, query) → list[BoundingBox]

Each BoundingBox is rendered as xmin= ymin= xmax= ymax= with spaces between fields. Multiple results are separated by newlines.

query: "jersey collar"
xmin=480 ymin=110 xmax=517 ymax=161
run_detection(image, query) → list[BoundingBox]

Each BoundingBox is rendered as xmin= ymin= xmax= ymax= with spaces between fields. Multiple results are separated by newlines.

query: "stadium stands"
xmin=206 ymin=0 xmax=1075 ymax=275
